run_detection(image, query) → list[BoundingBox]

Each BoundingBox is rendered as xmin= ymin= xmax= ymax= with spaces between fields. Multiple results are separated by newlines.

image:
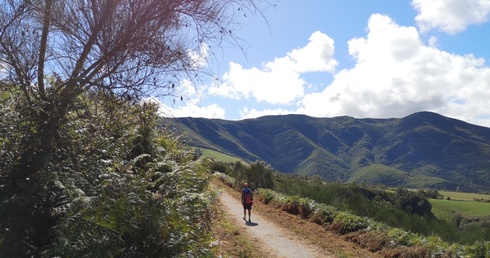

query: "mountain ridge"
xmin=163 ymin=111 xmax=490 ymax=192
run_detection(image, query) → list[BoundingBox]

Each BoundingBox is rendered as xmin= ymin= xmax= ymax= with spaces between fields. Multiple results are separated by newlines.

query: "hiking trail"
xmin=213 ymin=182 xmax=333 ymax=258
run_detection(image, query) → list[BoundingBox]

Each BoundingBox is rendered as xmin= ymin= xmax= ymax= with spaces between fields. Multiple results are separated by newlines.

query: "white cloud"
xmin=176 ymin=79 xmax=197 ymax=99
xmin=158 ymin=101 xmax=226 ymax=119
xmin=187 ymin=43 xmax=210 ymax=69
xmin=298 ymin=14 xmax=490 ymax=127
xmin=210 ymin=62 xmax=306 ymax=104
xmin=428 ymin=36 xmax=439 ymax=48
xmin=145 ymin=78 xmax=226 ymax=119
xmin=172 ymin=12 xmax=490 ymax=127
xmin=239 ymin=106 xmax=296 ymax=119
xmin=210 ymin=31 xmax=337 ymax=105
xmin=412 ymin=0 xmax=490 ymax=34
xmin=283 ymin=31 xmax=338 ymax=73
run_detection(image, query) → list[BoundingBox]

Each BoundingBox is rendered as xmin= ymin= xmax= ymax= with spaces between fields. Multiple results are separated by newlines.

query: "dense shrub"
xmin=209 ymin=160 xmax=275 ymax=190
xmin=209 ymin=161 xmax=232 ymax=175
xmin=331 ymin=212 xmax=370 ymax=234
xmin=310 ymin=203 xmax=338 ymax=225
xmin=213 ymin=171 xmax=236 ymax=187
xmin=237 ymin=161 xmax=275 ymax=190
xmin=273 ymin=175 xmax=443 ymax=235
xmin=0 ymin=88 xmax=214 ymax=256
xmin=465 ymin=241 xmax=490 ymax=258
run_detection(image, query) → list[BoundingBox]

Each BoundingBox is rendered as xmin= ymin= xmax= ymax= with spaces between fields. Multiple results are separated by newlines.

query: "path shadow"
xmin=244 ymin=220 xmax=258 ymax=226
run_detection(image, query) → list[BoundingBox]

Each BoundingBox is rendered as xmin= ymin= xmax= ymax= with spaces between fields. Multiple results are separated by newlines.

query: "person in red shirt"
xmin=241 ymin=182 xmax=253 ymax=222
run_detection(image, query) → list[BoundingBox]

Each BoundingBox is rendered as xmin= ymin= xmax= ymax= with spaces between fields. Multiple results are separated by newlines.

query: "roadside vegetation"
xmin=210 ymin=159 xmax=490 ymax=257
xmin=0 ymin=0 xmax=267 ymax=256
xmin=0 ymin=85 xmax=216 ymax=256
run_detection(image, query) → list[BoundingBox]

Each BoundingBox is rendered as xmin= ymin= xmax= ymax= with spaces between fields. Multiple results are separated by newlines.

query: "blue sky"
xmin=157 ymin=0 xmax=490 ymax=127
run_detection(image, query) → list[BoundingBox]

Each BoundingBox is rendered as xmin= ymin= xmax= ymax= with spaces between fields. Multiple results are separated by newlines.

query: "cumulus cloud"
xmin=163 ymin=102 xmax=225 ymax=119
xmin=283 ymin=31 xmax=338 ymax=73
xmin=210 ymin=31 xmax=337 ymax=105
xmin=166 ymin=12 xmax=490 ymax=127
xmin=156 ymin=99 xmax=226 ymax=119
xmin=412 ymin=0 xmax=490 ymax=34
xmin=239 ymin=106 xmax=296 ymax=119
xmin=298 ymin=14 xmax=490 ymax=126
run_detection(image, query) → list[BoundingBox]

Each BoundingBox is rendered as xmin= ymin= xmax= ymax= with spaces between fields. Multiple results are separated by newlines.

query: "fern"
xmin=1 ymin=87 xmax=215 ymax=256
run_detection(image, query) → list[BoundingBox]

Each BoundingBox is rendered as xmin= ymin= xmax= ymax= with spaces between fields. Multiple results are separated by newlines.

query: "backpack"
xmin=243 ymin=188 xmax=252 ymax=204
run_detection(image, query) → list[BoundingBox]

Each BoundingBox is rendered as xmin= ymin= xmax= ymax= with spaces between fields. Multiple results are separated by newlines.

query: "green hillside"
xmin=163 ymin=112 xmax=490 ymax=192
xmin=348 ymin=164 xmax=448 ymax=188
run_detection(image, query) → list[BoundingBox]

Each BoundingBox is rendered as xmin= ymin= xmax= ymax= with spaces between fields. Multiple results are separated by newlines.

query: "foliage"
xmin=254 ymin=186 xmax=490 ymax=257
xmin=213 ymin=172 xmax=236 ymax=187
xmin=465 ymin=241 xmax=490 ymax=258
xmin=417 ymin=188 xmax=442 ymax=199
xmin=275 ymin=174 xmax=434 ymax=217
xmin=310 ymin=203 xmax=339 ymax=225
xmin=1 ymin=0 xmax=270 ymax=256
xmin=331 ymin=212 xmax=370 ymax=234
xmin=0 ymin=87 xmax=214 ymax=256
xmin=272 ymin=174 xmax=490 ymax=246
xmin=254 ymin=188 xmax=278 ymax=204
xmin=208 ymin=160 xmax=275 ymax=191
xmin=237 ymin=161 xmax=275 ymax=190
xmin=278 ymin=195 xmax=316 ymax=219
xmin=208 ymin=160 xmax=233 ymax=175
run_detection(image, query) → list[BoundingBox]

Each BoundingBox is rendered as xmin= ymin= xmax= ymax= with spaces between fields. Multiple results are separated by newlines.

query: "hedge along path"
xmin=214 ymin=182 xmax=333 ymax=258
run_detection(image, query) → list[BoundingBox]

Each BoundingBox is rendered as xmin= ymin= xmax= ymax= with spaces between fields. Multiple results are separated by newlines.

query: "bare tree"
xmin=0 ymin=0 xmax=268 ymax=155
xmin=2 ymin=0 xmax=267 ymax=99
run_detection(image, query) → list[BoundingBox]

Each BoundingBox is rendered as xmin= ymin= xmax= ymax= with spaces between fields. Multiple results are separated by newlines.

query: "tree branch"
xmin=37 ymin=0 xmax=54 ymax=99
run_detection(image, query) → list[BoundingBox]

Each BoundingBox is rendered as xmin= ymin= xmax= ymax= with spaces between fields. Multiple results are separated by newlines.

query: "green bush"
xmin=235 ymin=161 xmax=275 ymax=190
xmin=0 ymin=89 xmax=214 ymax=256
xmin=213 ymin=171 xmax=236 ymax=187
xmin=311 ymin=203 xmax=339 ymax=225
xmin=465 ymin=241 xmax=490 ymax=258
xmin=387 ymin=228 xmax=420 ymax=247
xmin=331 ymin=212 xmax=370 ymax=234
xmin=255 ymin=188 xmax=275 ymax=204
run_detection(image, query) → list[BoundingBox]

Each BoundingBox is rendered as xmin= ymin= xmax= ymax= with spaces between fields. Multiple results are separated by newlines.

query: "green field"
xmin=430 ymin=198 xmax=490 ymax=222
xmin=438 ymin=191 xmax=490 ymax=201
xmin=200 ymin=148 xmax=245 ymax=163
xmin=430 ymin=191 xmax=490 ymax=221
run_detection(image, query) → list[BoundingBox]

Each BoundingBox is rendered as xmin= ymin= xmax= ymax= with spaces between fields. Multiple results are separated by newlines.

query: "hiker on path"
xmin=241 ymin=183 xmax=253 ymax=222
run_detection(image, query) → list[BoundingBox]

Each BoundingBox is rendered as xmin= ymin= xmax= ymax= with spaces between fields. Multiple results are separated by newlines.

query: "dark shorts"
xmin=243 ymin=203 xmax=252 ymax=210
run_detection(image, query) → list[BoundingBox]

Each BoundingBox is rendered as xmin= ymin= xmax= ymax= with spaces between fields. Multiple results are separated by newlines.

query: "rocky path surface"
xmin=215 ymin=185 xmax=333 ymax=258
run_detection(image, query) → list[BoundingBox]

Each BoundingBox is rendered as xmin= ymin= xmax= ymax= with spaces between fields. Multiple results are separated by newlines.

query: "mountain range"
xmin=163 ymin=111 xmax=490 ymax=192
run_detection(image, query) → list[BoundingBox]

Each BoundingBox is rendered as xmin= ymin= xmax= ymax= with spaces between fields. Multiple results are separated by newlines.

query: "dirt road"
xmin=215 ymin=185 xmax=333 ymax=258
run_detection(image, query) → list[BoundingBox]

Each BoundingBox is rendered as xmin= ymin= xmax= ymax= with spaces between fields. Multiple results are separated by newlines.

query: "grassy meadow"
xmin=429 ymin=191 xmax=490 ymax=222
xmin=200 ymin=148 xmax=245 ymax=163
xmin=431 ymin=199 xmax=490 ymax=221
xmin=438 ymin=191 xmax=490 ymax=201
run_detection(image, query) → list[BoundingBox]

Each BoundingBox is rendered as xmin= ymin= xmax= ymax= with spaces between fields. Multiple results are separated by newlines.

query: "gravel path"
xmin=217 ymin=188 xmax=333 ymax=258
